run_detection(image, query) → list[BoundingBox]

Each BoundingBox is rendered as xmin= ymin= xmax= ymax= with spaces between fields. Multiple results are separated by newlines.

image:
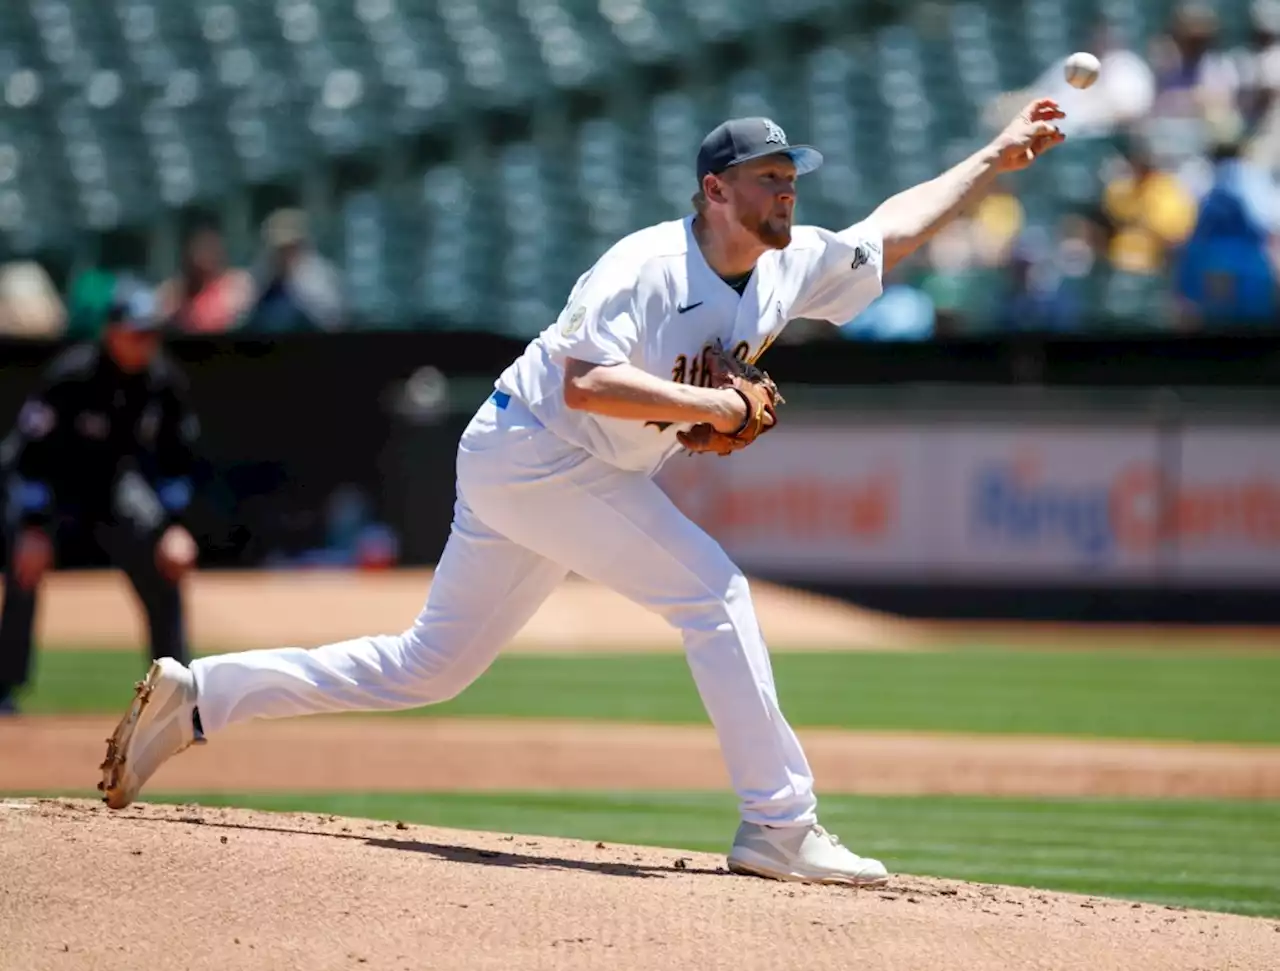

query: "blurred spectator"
xmin=904 ymin=190 xmax=1030 ymax=337
xmin=0 ymin=1 xmax=1273 ymax=340
xmin=155 ymin=224 xmax=254 ymax=334
xmin=63 ymin=265 xmax=118 ymax=340
xmin=64 ymin=255 xmax=153 ymax=341
xmin=1232 ymin=2 xmax=1280 ymax=177
xmin=1057 ymin=211 xmax=1107 ymax=280
xmin=244 ymin=208 xmax=345 ymax=333
xmin=916 ymin=220 xmax=984 ymax=336
xmin=1228 ymin=1 xmax=1280 ymax=130
xmin=0 ymin=260 xmax=64 ymax=338
xmin=1102 ymin=135 xmax=1199 ymax=276
xmin=970 ymin=188 xmax=1025 ymax=266
xmin=1149 ymin=4 xmax=1238 ymax=119
xmin=1175 ymin=116 xmax=1280 ymax=326
xmin=993 ymin=228 xmax=1085 ymax=333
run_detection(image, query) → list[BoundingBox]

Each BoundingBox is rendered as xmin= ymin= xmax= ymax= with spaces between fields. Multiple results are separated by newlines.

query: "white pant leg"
xmin=190 ymin=495 xmax=568 ymax=734
xmin=458 ymin=409 xmax=817 ymax=827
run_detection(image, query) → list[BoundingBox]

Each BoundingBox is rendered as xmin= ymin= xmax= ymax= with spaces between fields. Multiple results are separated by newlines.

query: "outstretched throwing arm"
xmin=867 ymin=98 xmax=1067 ymax=275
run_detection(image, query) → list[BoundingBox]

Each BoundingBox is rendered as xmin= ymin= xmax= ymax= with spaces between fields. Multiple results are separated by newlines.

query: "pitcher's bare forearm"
xmin=869 ymin=145 xmax=1003 ymax=273
xmin=562 ymin=359 xmax=745 ymax=433
xmin=868 ymin=98 xmax=1065 ymax=273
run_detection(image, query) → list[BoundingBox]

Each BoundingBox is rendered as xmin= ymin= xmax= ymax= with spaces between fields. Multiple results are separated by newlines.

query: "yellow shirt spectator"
xmin=1103 ymin=169 xmax=1199 ymax=274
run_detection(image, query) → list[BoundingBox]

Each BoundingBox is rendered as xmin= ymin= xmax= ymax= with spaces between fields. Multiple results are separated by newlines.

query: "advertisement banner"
xmin=933 ymin=427 xmax=1163 ymax=581
xmin=1171 ymin=428 xmax=1280 ymax=582
xmin=658 ymin=420 xmax=1280 ymax=586
xmin=656 ymin=425 xmax=933 ymax=578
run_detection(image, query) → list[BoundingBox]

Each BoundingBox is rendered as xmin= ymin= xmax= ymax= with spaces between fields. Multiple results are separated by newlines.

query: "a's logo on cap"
xmin=763 ymin=119 xmax=787 ymax=145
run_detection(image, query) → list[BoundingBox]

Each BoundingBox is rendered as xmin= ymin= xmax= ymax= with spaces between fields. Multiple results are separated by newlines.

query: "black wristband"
xmin=729 ymin=388 xmax=754 ymax=436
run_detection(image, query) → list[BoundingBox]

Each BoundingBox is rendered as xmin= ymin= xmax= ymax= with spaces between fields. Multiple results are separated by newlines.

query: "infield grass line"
xmin=21 ymin=648 xmax=1280 ymax=744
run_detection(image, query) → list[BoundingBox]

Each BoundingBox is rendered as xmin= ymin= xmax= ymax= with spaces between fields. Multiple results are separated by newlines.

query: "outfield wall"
xmin=5 ymin=332 xmax=1280 ymax=623
xmin=655 ymin=419 xmax=1280 ymax=588
xmin=655 ymin=415 xmax=1280 ymax=624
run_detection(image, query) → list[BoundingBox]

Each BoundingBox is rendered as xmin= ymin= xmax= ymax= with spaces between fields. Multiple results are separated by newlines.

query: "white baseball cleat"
xmin=727 ymin=821 xmax=890 ymax=886
xmin=98 ymin=658 xmax=204 ymax=810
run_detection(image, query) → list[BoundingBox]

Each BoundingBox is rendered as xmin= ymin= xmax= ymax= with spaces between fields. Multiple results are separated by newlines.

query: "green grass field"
xmin=24 ymin=647 xmax=1280 ymax=743
xmin=139 ymin=790 xmax=1280 ymax=918
xmin=19 ymin=643 xmax=1280 ymax=919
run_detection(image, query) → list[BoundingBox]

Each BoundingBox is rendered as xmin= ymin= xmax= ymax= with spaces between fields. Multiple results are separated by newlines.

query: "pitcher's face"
xmin=718 ymin=155 xmax=798 ymax=249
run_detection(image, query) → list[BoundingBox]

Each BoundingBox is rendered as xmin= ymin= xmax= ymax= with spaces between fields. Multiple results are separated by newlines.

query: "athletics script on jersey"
xmin=645 ymin=339 xmax=754 ymax=432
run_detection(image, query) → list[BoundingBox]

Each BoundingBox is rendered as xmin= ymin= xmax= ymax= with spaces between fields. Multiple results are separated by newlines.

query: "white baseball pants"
xmin=191 ymin=392 xmax=818 ymax=826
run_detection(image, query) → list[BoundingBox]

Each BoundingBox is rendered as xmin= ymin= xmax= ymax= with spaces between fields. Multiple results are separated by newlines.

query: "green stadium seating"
xmin=0 ymin=0 xmax=1245 ymax=332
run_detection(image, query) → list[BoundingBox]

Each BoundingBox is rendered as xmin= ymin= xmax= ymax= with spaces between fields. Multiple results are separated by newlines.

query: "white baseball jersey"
xmin=188 ymin=219 xmax=878 ymax=833
xmin=495 ymin=214 xmax=885 ymax=476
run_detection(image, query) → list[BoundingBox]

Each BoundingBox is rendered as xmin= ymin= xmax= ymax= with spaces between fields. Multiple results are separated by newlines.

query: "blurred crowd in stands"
xmin=0 ymin=205 xmax=345 ymax=340
xmin=1 ymin=2 xmax=1279 ymax=342
xmin=843 ymin=1 xmax=1280 ymax=340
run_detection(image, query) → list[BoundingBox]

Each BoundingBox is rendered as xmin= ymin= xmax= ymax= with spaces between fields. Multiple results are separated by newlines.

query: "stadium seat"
xmin=0 ymin=0 xmax=1239 ymax=335
xmin=293 ymin=0 xmax=396 ymax=155
xmin=575 ymin=115 xmax=640 ymax=259
xmin=435 ymin=0 xmax=548 ymax=108
xmin=682 ymin=0 xmax=750 ymax=43
xmin=341 ymin=185 xmax=423 ymax=325
xmin=648 ymin=89 xmax=709 ymax=222
xmin=516 ymin=0 xmax=604 ymax=90
xmin=0 ymin=116 xmax=68 ymax=251
xmin=0 ymin=9 xmax=79 ymax=247
xmin=112 ymin=1 xmax=241 ymax=204
xmin=950 ymin=3 xmax=1003 ymax=113
xmin=802 ymin=44 xmax=869 ymax=224
xmin=875 ymin=25 xmax=940 ymax=194
xmin=352 ymin=0 xmax=461 ymax=136
xmin=418 ymin=160 xmax=504 ymax=326
xmin=1102 ymin=267 xmax=1171 ymax=329
xmin=495 ymin=138 xmax=585 ymax=334
xmin=1097 ymin=0 xmax=1149 ymax=48
xmin=192 ymin=0 xmax=313 ymax=181
xmin=593 ymin=0 xmax=686 ymax=64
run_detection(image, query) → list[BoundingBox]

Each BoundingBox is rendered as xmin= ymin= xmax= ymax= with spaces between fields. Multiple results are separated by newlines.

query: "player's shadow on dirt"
xmin=363 ymin=836 xmax=722 ymax=879
xmin=128 ymin=812 xmax=725 ymax=880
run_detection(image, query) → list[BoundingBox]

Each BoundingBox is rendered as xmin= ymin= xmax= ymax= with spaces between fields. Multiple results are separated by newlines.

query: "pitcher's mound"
xmin=2 ymin=799 xmax=1276 ymax=971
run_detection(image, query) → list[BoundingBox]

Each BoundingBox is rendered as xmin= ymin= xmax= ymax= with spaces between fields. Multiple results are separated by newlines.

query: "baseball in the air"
xmin=1063 ymin=51 xmax=1101 ymax=89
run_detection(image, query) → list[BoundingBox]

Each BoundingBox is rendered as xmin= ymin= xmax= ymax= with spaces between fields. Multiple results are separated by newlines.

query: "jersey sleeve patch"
xmin=561 ymin=305 xmax=586 ymax=336
xmin=543 ymin=279 xmax=642 ymax=367
xmin=791 ymin=220 xmax=886 ymax=324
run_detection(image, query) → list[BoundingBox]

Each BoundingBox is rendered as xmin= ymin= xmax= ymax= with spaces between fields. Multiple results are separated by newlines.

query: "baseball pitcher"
xmin=99 ymin=99 xmax=1066 ymax=885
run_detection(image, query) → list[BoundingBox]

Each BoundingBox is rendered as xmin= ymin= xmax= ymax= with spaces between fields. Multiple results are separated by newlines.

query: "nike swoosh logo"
xmin=677 ymin=302 xmax=703 ymax=314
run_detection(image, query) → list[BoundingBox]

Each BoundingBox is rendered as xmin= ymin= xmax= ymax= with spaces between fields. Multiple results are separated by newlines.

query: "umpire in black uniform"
xmin=0 ymin=286 xmax=201 ymax=713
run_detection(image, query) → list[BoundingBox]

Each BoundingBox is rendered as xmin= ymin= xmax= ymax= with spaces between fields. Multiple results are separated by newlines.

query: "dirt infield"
xmin=18 ymin=568 xmax=1280 ymax=654
xmin=6 ymin=716 xmax=1280 ymax=799
xmin=8 ymin=569 xmax=1279 ymax=968
xmin=3 ymin=798 xmax=1277 ymax=971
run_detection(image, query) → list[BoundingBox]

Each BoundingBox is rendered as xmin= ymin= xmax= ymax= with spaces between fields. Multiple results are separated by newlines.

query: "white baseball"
xmin=1063 ymin=51 xmax=1100 ymax=89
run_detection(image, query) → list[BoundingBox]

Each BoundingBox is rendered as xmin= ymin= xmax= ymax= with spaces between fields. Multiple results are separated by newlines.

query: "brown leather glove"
xmin=677 ymin=340 xmax=784 ymax=456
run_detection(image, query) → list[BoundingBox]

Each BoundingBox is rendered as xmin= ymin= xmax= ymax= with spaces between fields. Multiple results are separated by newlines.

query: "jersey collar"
xmin=684 ymin=215 xmax=761 ymax=302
